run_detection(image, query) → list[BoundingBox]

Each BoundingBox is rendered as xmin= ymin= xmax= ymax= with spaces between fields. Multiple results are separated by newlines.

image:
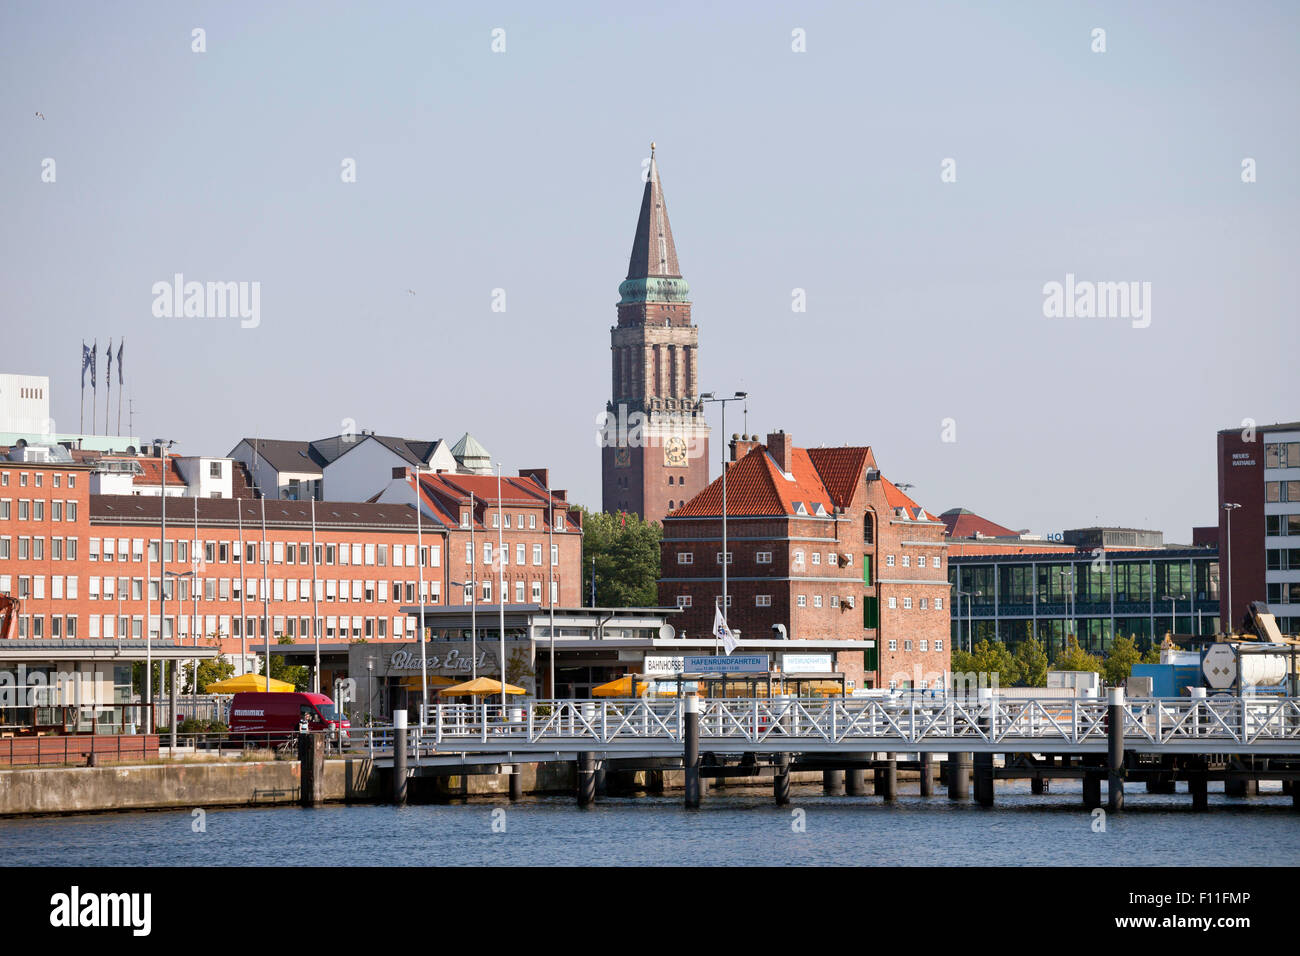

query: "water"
xmin=2 ymin=780 xmax=1296 ymax=866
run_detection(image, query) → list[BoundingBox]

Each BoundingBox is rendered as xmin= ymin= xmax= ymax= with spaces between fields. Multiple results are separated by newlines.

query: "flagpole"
xmin=79 ymin=341 xmax=85 ymax=435
xmin=91 ymin=338 xmax=97 ymax=436
xmin=497 ymin=463 xmax=505 ymax=711
xmin=104 ymin=338 xmax=111 ymax=440
xmin=470 ymin=492 xmax=477 ymax=679
xmin=116 ymin=338 xmax=124 ymax=436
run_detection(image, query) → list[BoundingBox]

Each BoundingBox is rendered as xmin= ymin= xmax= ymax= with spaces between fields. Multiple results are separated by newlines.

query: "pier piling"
xmin=507 ymin=765 xmax=523 ymax=801
xmin=845 ymin=766 xmax=866 ymax=795
xmin=1083 ymin=773 xmax=1101 ymax=810
xmin=1190 ymin=771 xmax=1208 ymax=810
xmin=948 ymin=753 xmax=971 ymax=800
xmin=973 ymin=753 xmax=994 ymax=807
xmin=822 ymin=769 xmax=844 ymax=795
xmin=1107 ymin=688 xmax=1125 ymax=812
xmin=683 ymin=696 xmax=701 ymax=809
xmin=298 ymin=731 xmax=325 ymax=807
xmin=881 ymin=754 xmax=898 ymax=802
xmin=919 ymin=753 xmax=933 ymax=797
xmin=392 ymin=709 xmax=408 ymax=807
xmin=577 ymin=752 xmax=596 ymax=806
xmin=774 ymin=752 xmax=791 ymax=806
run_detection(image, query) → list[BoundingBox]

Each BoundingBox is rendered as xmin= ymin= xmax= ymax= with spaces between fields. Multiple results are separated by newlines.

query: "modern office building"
xmin=1217 ymin=421 xmax=1300 ymax=636
xmin=947 ymin=547 xmax=1220 ymax=659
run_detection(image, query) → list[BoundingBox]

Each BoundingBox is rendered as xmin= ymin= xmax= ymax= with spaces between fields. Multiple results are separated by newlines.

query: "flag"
xmin=116 ymin=339 xmax=124 ymax=384
xmin=713 ymin=602 xmax=739 ymax=655
xmin=90 ymin=340 xmax=97 ymax=388
xmin=106 ymin=338 xmax=113 ymax=382
xmin=81 ymin=342 xmax=91 ymax=388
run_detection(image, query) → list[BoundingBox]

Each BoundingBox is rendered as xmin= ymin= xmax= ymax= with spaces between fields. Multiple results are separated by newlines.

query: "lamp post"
xmin=548 ymin=495 xmax=556 ymax=699
xmin=1222 ymin=502 xmax=1240 ymax=635
xmin=496 ymin=463 xmax=506 ymax=711
xmin=954 ymin=588 xmax=975 ymax=653
xmin=413 ymin=466 xmax=429 ymax=724
xmin=1057 ymin=568 xmax=1076 ymax=644
xmin=699 ymin=391 xmax=747 ymax=642
xmin=154 ymin=438 xmax=176 ymax=722
xmin=475 ymin=494 xmax=480 ymax=681
xmin=164 ymin=570 xmax=195 ymax=691
xmin=1162 ymin=594 xmax=1186 ymax=638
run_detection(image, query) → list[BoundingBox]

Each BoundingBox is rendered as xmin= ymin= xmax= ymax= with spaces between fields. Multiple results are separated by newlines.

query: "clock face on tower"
xmin=663 ymin=437 xmax=688 ymax=467
xmin=614 ymin=448 xmax=631 ymax=468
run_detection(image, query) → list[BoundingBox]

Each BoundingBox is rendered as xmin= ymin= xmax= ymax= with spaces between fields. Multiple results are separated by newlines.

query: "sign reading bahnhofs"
xmin=682 ymin=655 xmax=769 ymax=674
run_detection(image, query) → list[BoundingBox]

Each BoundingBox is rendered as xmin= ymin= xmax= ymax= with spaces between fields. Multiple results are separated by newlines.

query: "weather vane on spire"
xmin=650 ymin=141 xmax=655 ymax=156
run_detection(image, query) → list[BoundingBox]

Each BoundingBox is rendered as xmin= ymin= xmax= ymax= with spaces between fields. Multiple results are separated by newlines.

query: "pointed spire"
xmin=626 ymin=142 xmax=681 ymax=280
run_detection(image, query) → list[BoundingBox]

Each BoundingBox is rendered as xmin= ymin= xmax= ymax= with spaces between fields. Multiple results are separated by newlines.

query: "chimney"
xmin=729 ymin=433 xmax=761 ymax=462
xmin=767 ymin=430 xmax=793 ymax=472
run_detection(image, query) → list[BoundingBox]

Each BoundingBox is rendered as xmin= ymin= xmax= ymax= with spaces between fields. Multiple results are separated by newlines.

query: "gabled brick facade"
xmin=658 ymin=432 xmax=951 ymax=690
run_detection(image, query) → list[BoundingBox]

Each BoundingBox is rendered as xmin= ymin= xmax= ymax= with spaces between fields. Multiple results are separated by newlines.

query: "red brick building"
xmin=601 ymin=146 xmax=711 ymax=523
xmin=0 ymin=454 xmax=582 ymax=671
xmin=658 ymin=431 xmax=951 ymax=690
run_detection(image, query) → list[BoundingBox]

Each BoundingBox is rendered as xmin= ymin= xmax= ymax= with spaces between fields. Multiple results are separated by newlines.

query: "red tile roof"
xmin=940 ymin=508 xmax=1019 ymax=539
xmin=673 ymin=447 xmax=838 ymax=518
xmin=805 ymin=446 xmax=875 ymax=509
xmin=411 ymin=471 xmax=575 ymax=531
xmin=880 ymin=476 xmax=940 ymax=522
xmin=98 ymin=455 xmax=185 ymax=486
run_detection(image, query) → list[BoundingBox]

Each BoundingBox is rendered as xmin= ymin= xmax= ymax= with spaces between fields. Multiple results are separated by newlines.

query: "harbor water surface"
xmin=3 ymin=780 xmax=1297 ymax=867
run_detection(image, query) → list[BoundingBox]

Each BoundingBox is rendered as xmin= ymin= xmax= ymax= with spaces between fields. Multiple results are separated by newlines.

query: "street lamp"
xmin=1057 ymin=567 xmax=1076 ymax=643
xmin=1222 ymin=502 xmax=1240 ymax=635
xmin=953 ymin=587 xmax=977 ymax=653
xmin=1162 ymin=594 xmax=1186 ymax=638
xmin=699 ymin=391 xmax=747 ymax=646
xmin=153 ymin=438 xmax=176 ymax=736
xmin=163 ymin=570 xmax=195 ymax=691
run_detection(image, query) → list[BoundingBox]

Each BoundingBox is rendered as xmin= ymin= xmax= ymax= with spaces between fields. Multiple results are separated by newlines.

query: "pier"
xmin=364 ymin=692 xmax=1300 ymax=810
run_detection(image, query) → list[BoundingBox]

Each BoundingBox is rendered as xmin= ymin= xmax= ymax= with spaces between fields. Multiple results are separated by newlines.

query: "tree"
xmin=506 ymin=649 xmax=535 ymax=690
xmin=581 ymin=508 xmax=662 ymax=607
xmin=1014 ymin=637 xmax=1049 ymax=687
xmin=1102 ymin=634 xmax=1144 ymax=685
xmin=952 ymin=639 xmax=1019 ymax=688
xmin=1053 ymin=636 xmax=1102 ymax=673
xmin=258 ymin=635 xmax=310 ymax=690
xmin=185 ymin=653 xmax=235 ymax=694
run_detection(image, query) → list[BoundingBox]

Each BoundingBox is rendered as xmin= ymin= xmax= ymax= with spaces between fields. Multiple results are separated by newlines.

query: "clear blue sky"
xmin=3 ymin=1 xmax=1297 ymax=540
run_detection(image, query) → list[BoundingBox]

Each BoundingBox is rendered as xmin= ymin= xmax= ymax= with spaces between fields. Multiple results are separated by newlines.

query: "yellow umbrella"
xmin=438 ymin=677 xmax=526 ymax=697
xmin=592 ymin=675 xmax=647 ymax=697
xmin=205 ymin=673 xmax=297 ymax=693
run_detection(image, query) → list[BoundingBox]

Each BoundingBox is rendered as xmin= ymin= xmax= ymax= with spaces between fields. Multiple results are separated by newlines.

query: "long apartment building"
xmin=0 ymin=451 xmax=582 ymax=669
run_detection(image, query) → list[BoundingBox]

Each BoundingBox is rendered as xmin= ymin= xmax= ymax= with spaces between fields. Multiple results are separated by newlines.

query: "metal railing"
xmin=398 ymin=696 xmax=1300 ymax=752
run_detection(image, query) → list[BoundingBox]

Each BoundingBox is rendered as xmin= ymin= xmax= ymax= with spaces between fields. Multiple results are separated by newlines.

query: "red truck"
xmin=228 ymin=691 xmax=350 ymax=744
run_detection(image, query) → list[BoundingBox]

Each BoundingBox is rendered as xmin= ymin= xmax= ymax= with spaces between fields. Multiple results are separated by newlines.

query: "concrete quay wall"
xmin=0 ymin=758 xmax=377 ymax=817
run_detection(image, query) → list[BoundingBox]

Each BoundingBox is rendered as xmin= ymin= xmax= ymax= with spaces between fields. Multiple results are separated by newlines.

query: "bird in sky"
xmin=35 ymin=112 xmax=45 ymax=120
xmin=406 ymin=289 xmax=416 ymax=296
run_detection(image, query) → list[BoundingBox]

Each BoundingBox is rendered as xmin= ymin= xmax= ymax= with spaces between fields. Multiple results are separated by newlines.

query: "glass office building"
xmin=948 ymin=548 xmax=1219 ymax=659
